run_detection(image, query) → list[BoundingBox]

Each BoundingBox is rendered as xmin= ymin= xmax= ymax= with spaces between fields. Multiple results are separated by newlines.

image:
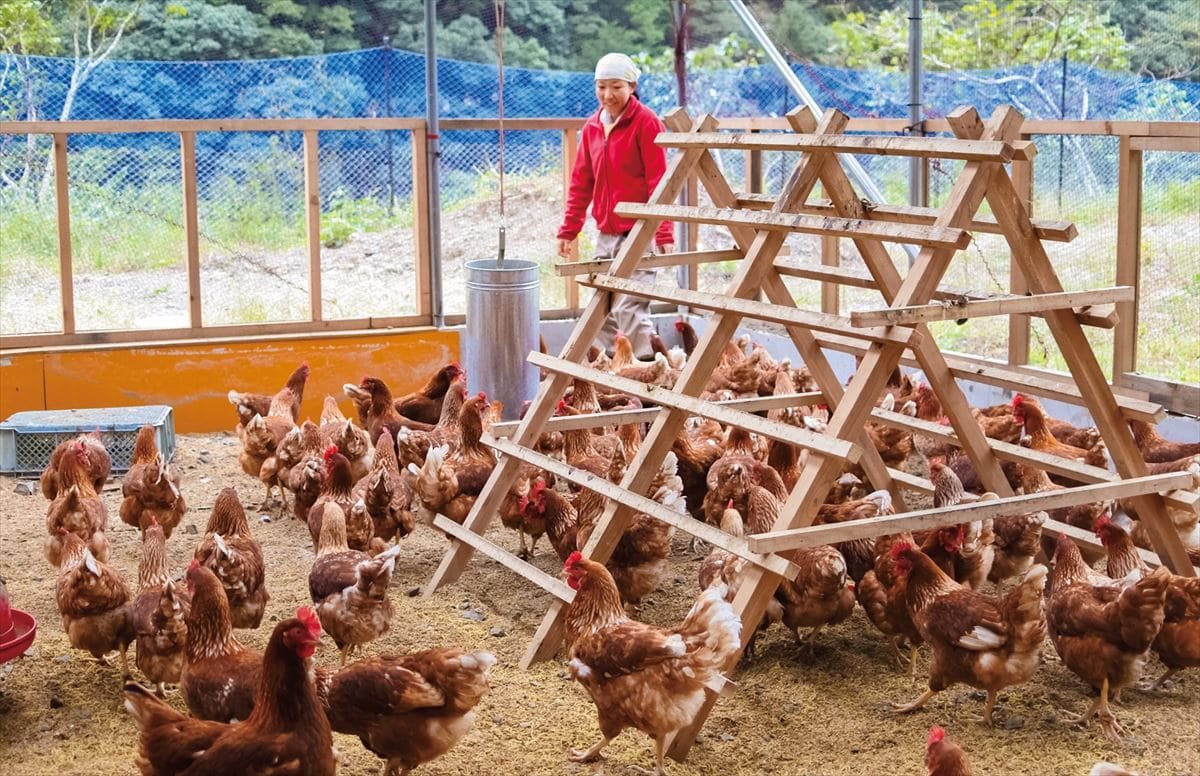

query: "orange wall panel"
xmin=0 ymin=353 xmax=46 ymax=417
xmin=3 ymin=328 xmax=459 ymax=433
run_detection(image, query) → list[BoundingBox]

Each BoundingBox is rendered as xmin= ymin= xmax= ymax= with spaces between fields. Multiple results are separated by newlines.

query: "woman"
xmin=556 ymin=52 xmax=674 ymax=359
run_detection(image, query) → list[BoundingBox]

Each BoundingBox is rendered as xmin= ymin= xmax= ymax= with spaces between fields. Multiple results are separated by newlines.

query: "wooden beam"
xmin=616 ymin=203 xmax=972 ymax=249
xmin=1 ymin=117 xmax=430 ymax=135
xmin=52 ymin=133 xmax=75 ymax=335
xmin=1044 ymin=519 xmax=1197 ymax=574
xmin=748 ymin=471 xmax=1200 ymax=554
xmin=562 ymin=127 xmax=580 ymax=310
xmin=411 ymin=126 xmax=433 ymax=319
xmin=529 ymin=351 xmax=860 ymax=461
xmin=1117 ymin=373 xmax=1200 ymax=417
xmin=302 ymin=129 xmax=322 ymax=322
xmin=578 ymin=275 xmax=920 ymax=347
xmin=1129 ymin=135 xmax=1200 ymax=153
xmin=430 ymin=514 xmax=575 ymax=602
xmin=1008 ymin=137 xmax=1033 ymax=366
xmin=820 ymin=236 xmax=839 ymax=315
xmin=554 ymin=248 xmax=744 ymax=277
xmin=486 ymin=437 xmax=800 ymax=581
xmin=180 ymin=131 xmax=202 ymax=329
xmin=655 ymin=131 xmax=1031 ymax=162
xmin=733 ymin=193 xmax=1077 ymax=243
xmin=849 ymin=287 xmax=1133 ymax=328
xmin=1114 ymin=136 xmax=1143 ymax=378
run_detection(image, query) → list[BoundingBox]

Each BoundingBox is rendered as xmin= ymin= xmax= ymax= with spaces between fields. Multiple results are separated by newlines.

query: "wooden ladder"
xmin=423 ymin=104 xmax=1199 ymax=763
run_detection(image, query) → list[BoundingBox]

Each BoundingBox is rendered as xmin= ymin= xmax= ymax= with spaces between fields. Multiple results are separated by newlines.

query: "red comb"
xmin=1012 ymin=393 xmax=1024 ymax=407
xmin=188 ymin=558 xmax=200 ymax=572
xmin=927 ymin=727 xmax=946 ymax=746
xmin=564 ymin=551 xmax=583 ymax=569
xmin=477 ymin=392 xmax=487 ymax=401
xmin=674 ymin=320 xmax=685 ymax=331
xmin=323 ymin=444 xmax=340 ymax=462
xmin=296 ymin=607 xmax=321 ymax=637
xmin=890 ymin=541 xmax=913 ymax=561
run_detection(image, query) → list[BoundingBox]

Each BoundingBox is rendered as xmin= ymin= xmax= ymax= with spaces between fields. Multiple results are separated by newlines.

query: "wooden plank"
xmin=1129 ymin=135 xmax=1200 ymax=152
xmin=411 ymin=126 xmax=433 ymax=319
xmin=430 ymin=514 xmax=575 ymax=602
xmin=485 ymin=437 xmax=800 ymax=581
xmin=1009 ymin=137 xmax=1033 ymax=366
xmin=52 ymin=133 xmax=75 ymax=335
xmin=440 ymin=118 xmax=583 ymax=131
xmin=180 ymin=132 xmax=202 ymax=329
xmin=733 ymin=194 xmax=1077 ymax=243
xmin=302 ymin=130 xmax=322 ymax=322
xmin=1 ymin=117 xmax=428 ymax=134
xmin=1117 ymin=373 xmax=1200 ymax=417
xmin=616 ymin=203 xmax=972 ymax=249
xmin=1044 ymin=519 xmax=1197 ymax=574
xmin=655 ymin=131 xmax=1029 ymax=162
xmin=849 ymin=287 xmax=1133 ymax=328
xmin=554 ymin=249 xmax=744 ymax=277
xmin=578 ymin=275 xmax=920 ymax=347
xmin=820 ymin=236 xmax=839 ymax=315
xmin=530 ymin=351 xmax=860 ymax=461
xmin=1114 ymin=136 xmax=1142 ymax=378
xmin=748 ymin=471 xmax=1200 ymax=554
xmin=562 ymin=127 xmax=580 ymax=309
xmin=487 ymin=391 xmax=825 ymax=437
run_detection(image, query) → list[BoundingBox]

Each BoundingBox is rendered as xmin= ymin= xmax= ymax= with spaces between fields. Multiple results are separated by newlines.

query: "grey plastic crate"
xmin=0 ymin=406 xmax=175 ymax=476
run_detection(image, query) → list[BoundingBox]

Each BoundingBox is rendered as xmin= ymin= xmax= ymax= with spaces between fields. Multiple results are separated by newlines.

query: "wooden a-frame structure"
xmin=423 ymin=104 xmax=1199 ymax=762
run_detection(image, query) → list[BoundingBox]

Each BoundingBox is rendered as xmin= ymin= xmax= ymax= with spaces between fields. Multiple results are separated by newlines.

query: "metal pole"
xmin=907 ymin=0 xmax=925 ymax=209
xmin=1057 ymin=53 xmax=1067 ymax=212
xmin=383 ymin=36 xmax=395 ymax=216
xmin=424 ymin=0 xmax=444 ymax=327
xmin=673 ymin=0 xmax=691 ymax=294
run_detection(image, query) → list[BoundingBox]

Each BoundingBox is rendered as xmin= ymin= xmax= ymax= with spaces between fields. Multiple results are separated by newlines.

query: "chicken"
xmin=561 ymin=552 xmax=741 ymax=775
xmin=131 ymin=521 xmax=191 ymax=696
xmin=988 ymin=509 xmax=1047 ymax=584
xmin=517 ymin=477 xmax=578 ymax=561
xmin=814 ymin=490 xmax=895 ymax=584
xmin=238 ymin=412 xmax=295 ymax=512
xmin=55 ymin=531 xmax=135 ymax=679
xmin=347 ymin=364 xmax=463 ymax=435
xmin=43 ymin=439 xmax=110 ymax=566
xmin=350 ymin=429 xmax=415 ymax=547
xmin=1096 ymin=510 xmax=1200 ymax=689
xmin=613 ymin=332 xmax=673 ymax=387
xmin=858 ymin=531 xmax=923 ymax=675
xmin=1013 ymin=393 xmax=1107 ymax=471
xmin=393 ymin=376 xmax=467 ymax=470
xmin=408 ymin=394 xmax=497 ymax=526
xmin=1128 ymin=418 xmax=1200 ymax=463
xmin=124 ymin=608 xmax=335 ymax=776
xmin=922 ymin=461 xmax=992 ymax=589
xmin=674 ymin=318 xmax=699 ymax=355
xmin=227 ymin=362 xmax=309 ymax=428
xmin=283 ymin=420 xmax=326 ymax=523
xmin=891 ymin=543 xmax=1047 ymax=725
xmin=496 ymin=463 xmax=547 ymax=560
xmin=319 ymin=395 xmax=374 ymax=482
xmin=179 ymin=561 xmax=263 ymax=722
xmin=308 ymin=503 xmax=403 ymax=664
xmin=924 ymin=726 xmax=975 ymax=776
xmin=970 ymin=404 xmax=1023 ymax=443
xmin=867 ymin=393 xmax=915 ymax=466
xmin=1047 ymin=533 xmax=1169 ymax=741
xmin=774 ymin=543 xmax=857 ymax=649
xmin=318 ymin=648 xmax=496 ymax=776
xmin=120 ymin=425 xmax=186 ymax=538
xmin=40 ymin=432 xmax=110 ymax=499
xmin=194 ymin=487 xmax=269 ymax=630
xmin=307 ymin=445 xmax=372 ymax=552
xmin=703 ymin=346 xmax=768 ymax=397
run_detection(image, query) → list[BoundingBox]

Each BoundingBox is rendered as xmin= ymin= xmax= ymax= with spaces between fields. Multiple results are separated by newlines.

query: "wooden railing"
xmin=1 ymin=116 xmax=1197 ymax=413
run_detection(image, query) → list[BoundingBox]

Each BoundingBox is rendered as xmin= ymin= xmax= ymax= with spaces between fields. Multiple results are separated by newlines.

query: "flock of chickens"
xmin=31 ymin=319 xmax=1200 ymax=776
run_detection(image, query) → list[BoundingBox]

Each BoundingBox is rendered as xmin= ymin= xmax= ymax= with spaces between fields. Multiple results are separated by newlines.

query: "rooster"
xmin=890 ymin=542 xmax=1047 ymax=725
xmin=194 ymin=487 xmax=268 ymax=630
xmin=131 ymin=521 xmax=190 ymax=696
xmin=562 ymin=552 xmax=741 ymax=775
xmin=124 ymin=607 xmax=335 ymax=776
xmin=120 ymin=425 xmax=186 ymax=538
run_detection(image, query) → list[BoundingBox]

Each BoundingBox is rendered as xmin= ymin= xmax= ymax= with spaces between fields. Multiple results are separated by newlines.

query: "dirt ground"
xmin=1 ymin=431 xmax=1198 ymax=776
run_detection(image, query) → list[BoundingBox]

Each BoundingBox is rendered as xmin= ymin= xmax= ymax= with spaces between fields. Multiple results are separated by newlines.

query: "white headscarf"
xmin=594 ymin=52 xmax=640 ymax=83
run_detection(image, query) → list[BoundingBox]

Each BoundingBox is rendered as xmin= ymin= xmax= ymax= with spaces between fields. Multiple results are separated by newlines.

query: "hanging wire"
xmin=494 ymin=0 xmax=506 ymax=267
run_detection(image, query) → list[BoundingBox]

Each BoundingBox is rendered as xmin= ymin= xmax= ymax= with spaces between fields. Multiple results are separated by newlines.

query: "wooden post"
xmin=302 ymin=129 xmax=322 ymax=322
xmin=180 ymin=131 xmax=202 ymax=328
xmin=52 ymin=133 xmax=75 ymax=335
xmin=562 ymin=127 xmax=580 ymax=310
xmin=411 ymin=126 xmax=433 ymax=320
xmin=1008 ymin=133 xmax=1033 ymax=365
xmin=820 ymin=235 xmax=839 ymax=314
xmin=1114 ymin=135 xmax=1143 ymax=379
xmin=746 ymin=127 xmax=763 ymax=193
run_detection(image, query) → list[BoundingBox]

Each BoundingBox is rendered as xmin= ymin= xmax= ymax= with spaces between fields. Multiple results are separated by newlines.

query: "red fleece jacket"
xmin=557 ymin=96 xmax=674 ymax=247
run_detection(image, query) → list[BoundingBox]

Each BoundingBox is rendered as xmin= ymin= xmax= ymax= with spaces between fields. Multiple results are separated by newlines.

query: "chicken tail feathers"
xmin=1005 ymin=563 xmax=1049 ymax=652
xmin=123 ymin=680 xmax=182 ymax=730
xmin=1118 ymin=566 xmax=1170 ymax=652
xmin=681 ymin=584 xmax=742 ymax=666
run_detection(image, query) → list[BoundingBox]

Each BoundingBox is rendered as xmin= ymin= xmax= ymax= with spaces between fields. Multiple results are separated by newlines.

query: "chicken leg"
xmin=568 ymin=736 xmax=612 ymax=764
xmin=891 ymin=687 xmax=937 ymax=715
xmin=1058 ymin=677 xmax=1126 ymax=743
xmin=629 ymin=735 xmax=668 ymax=776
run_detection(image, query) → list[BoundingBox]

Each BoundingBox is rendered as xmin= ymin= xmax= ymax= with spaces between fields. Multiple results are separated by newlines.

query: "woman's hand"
xmin=557 ymin=238 xmax=575 ymax=259
xmin=657 ymin=243 xmax=675 ymax=255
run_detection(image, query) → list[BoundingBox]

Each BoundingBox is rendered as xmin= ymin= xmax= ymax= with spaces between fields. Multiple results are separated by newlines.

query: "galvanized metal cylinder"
xmin=463 ymin=258 xmax=540 ymax=421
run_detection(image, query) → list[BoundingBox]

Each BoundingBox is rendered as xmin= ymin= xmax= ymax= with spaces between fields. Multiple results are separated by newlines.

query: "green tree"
xmin=1101 ymin=0 xmax=1199 ymax=79
xmin=124 ymin=1 xmax=261 ymax=60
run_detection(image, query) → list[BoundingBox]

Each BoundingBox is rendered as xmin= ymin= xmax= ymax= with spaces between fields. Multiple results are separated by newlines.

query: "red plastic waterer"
xmin=0 ymin=577 xmax=37 ymax=664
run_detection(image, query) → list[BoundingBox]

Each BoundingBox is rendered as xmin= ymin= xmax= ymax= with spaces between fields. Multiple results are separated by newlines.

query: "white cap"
xmin=594 ymin=53 xmax=640 ymax=83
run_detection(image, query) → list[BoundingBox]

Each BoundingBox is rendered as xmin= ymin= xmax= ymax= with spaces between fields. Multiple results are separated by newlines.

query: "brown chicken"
xmin=494 ymin=463 xmax=545 ymax=560
xmin=814 ymin=490 xmax=895 ymax=585
xmin=124 ymin=607 xmax=334 ymax=776
xmin=1128 ymin=419 xmax=1200 ymax=463
xmin=672 ymin=425 xmax=723 ymax=523
xmin=348 ymin=364 xmax=463 ymax=435
xmin=319 ymin=395 xmax=374 ymax=482
xmin=131 ymin=521 xmax=191 ymax=696
xmin=307 ymin=445 xmax=373 ymax=552
xmin=283 ymin=420 xmax=326 ymax=523
xmin=351 ymin=429 xmax=415 ymax=547
xmin=867 ymin=392 xmax=915 ymax=467
xmin=613 ymin=332 xmax=673 ymax=387
xmin=925 ymin=726 xmax=975 ymax=776
xmin=858 ymin=531 xmax=923 ymax=675
xmin=562 ymin=552 xmax=741 ymax=775
xmin=120 ymin=425 xmax=186 ymax=538
xmin=409 ymin=394 xmax=497 ymax=526
xmin=1096 ymin=511 xmax=1200 ymax=689
xmin=674 ymin=318 xmax=699 ymax=355
xmin=1014 ymin=393 xmax=1107 ymax=470
xmin=237 ymin=412 xmax=295 ymax=512
xmin=1047 ymin=533 xmax=1169 ymax=741
xmin=775 ymin=543 xmax=857 ymax=649
xmin=55 ymin=531 xmax=135 ymax=679
xmin=194 ymin=487 xmax=269 ymax=630
xmin=309 ymin=503 xmax=403 ymax=664
xmin=988 ymin=508 xmax=1048 ymax=584
xmin=227 ymin=362 xmax=309 ymax=428
xmin=393 ymin=376 xmax=467 ymax=470
xmin=318 ymin=647 xmax=496 ymax=776
xmin=40 ymin=432 xmax=111 ymax=499
xmin=517 ymin=477 xmax=578 ymax=561
xmin=44 ymin=439 xmax=110 ymax=566
xmin=179 ymin=561 xmax=263 ymax=722
xmin=891 ymin=543 xmax=1047 ymax=724
xmin=971 ymin=403 xmax=1023 ymax=443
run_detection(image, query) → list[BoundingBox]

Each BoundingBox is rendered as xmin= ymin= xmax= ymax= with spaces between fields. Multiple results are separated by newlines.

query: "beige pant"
xmin=593 ymin=231 xmax=657 ymax=359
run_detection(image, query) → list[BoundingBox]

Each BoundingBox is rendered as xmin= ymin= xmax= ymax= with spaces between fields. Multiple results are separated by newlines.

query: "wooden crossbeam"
xmin=615 ymin=203 xmax=973 ymax=249
xmin=747 ymin=470 xmax=1200 ymax=553
xmin=430 ymin=514 xmax=576 ymax=603
xmin=1044 ymin=518 xmax=1198 ymax=574
xmin=577 ymin=275 xmax=920 ymax=347
xmin=734 ymin=193 xmax=1076 ymax=242
xmin=654 ymin=131 xmax=1033 ymax=162
xmin=850 ymin=286 xmax=1133 ymax=327
xmin=529 ymin=351 xmax=860 ymax=462
xmin=485 ymin=436 xmax=800 ymax=581
xmin=554 ymin=248 xmax=744 ymax=277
